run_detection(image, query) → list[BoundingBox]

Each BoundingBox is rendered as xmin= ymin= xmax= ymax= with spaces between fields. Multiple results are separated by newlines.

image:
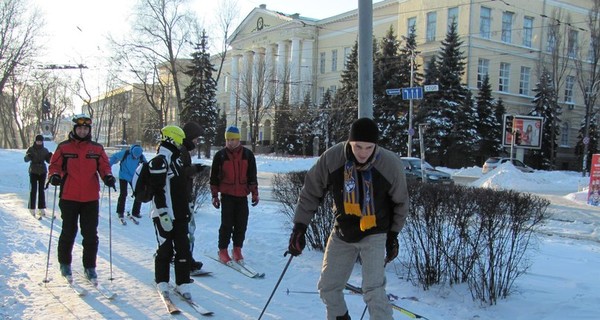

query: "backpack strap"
xmin=121 ymin=149 xmax=130 ymax=163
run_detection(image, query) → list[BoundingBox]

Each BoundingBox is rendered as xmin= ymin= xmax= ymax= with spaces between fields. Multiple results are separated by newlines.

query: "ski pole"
xmin=108 ymin=186 xmax=114 ymax=281
xmin=258 ymin=252 xmax=294 ymax=320
xmin=42 ymin=185 xmax=58 ymax=283
xmin=359 ymin=261 xmax=390 ymax=320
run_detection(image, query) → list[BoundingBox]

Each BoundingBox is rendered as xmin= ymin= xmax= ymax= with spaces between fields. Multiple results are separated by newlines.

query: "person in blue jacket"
xmin=109 ymin=145 xmax=147 ymax=219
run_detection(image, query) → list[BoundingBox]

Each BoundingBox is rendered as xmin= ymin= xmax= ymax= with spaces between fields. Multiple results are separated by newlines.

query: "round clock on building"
xmin=257 ymin=17 xmax=264 ymax=31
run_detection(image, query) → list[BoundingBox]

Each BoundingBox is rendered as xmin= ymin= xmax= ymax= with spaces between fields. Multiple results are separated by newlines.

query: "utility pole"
xmin=357 ymin=0 xmax=373 ymax=119
xmin=407 ymin=50 xmax=415 ymax=157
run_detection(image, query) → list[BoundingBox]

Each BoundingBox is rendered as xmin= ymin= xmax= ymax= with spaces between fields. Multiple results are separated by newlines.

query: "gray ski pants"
xmin=317 ymin=232 xmax=393 ymax=320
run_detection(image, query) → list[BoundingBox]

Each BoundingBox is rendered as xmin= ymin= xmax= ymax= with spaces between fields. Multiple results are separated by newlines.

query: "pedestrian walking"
xmin=109 ymin=144 xmax=147 ymax=222
xmin=287 ymin=118 xmax=409 ymax=320
xmin=48 ymin=114 xmax=116 ymax=283
xmin=24 ymin=134 xmax=52 ymax=219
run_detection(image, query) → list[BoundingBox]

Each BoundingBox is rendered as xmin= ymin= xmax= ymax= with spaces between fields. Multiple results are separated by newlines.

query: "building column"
xmin=290 ymin=37 xmax=302 ymax=105
xmin=300 ymin=39 xmax=314 ymax=104
xmin=229 ymin=54 xmax=241 ymax=123
xmin=241 ymin=50 xmax=254 ymax=113
xmin=264 ymin=44 xmax=276 ymax=107
xmin=276 ymin=40 xmax=288 ymax=103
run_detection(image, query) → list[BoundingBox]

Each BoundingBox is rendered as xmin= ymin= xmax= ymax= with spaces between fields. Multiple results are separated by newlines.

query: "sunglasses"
xmin=74 ymin=118 xmax=92 ymax=126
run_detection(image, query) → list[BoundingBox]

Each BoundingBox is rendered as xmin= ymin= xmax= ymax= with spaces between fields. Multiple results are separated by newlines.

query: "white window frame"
xmin=565 ymin=75 xmax=575 ymax=103
xmin=331 ymin=49 xmax=338 ymax=72
xmin=447 ymin=7 xmax=458 ymax=29
xmin=499 ymin=62 xmax=511 ymax=92
xmin=519 ymin=66 xmax=531 ymax=96
xmin=561 ymin=122 xmax=569 ymax=146
xmin=480 ymin=7 xmax=491 ymax=39
xmin=320 ymin=52 xmax=326 ymax=74
xmin=501 ymin=11 xmax=513 ymax=43
xmin=477 ymin=58 xmax=490 ymax=88
xmin=523 ymin=16 xmax=533 ymax=47
xmin=568 ymin=29 xmax=579 ymax=58
xmin=407 ymin=17 xmax=416 ymax=37
xmin=426 ymin=12 xmax=437 ymax=42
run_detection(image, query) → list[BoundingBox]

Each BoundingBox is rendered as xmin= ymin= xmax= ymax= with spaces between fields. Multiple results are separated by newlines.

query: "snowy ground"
xmin=1 ymin=144 xmax=599 ymax=319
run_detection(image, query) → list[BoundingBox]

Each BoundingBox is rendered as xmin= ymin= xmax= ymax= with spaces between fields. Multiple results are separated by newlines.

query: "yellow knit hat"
xmin=225 ymin=126 xmax=241 ymax=140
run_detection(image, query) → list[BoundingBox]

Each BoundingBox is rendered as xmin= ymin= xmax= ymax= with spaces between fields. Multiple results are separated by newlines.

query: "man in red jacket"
xmin=48 ymin=114 xmax=115 ymax=284
xmin=210 ymin=126 xmax=259 ymax=263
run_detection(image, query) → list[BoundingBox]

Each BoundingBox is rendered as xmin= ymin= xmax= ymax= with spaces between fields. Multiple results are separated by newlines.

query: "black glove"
xmin=103 ymin=175 xmax=117 ymax=191
xmin=385 ymin=231 xmax=399 ymax=263
xmin=288 ymin=223 xmax=307 ymax=256
xmin=49 ymin=174 xmax=62 ymax=186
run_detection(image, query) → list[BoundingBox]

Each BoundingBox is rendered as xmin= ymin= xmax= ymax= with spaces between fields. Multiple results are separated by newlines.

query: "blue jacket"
xmin=109 ymin=145 xmax=147 ymax=182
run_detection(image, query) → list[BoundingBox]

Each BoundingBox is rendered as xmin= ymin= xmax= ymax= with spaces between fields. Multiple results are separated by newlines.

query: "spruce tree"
xmin=373 ymin=25 xmax=405 ymax=153
xmin=416 ymin=22 xmax=471 ymax=167
xmin=182 ymin=30 xmax=218 ymax=158
xmin=529 ymin=69 xmax=561 ymax=169
xmin=493 ymin=97 xmax=507 ymax=155
xmin=476 ymin=75 xmax=502 ymax=162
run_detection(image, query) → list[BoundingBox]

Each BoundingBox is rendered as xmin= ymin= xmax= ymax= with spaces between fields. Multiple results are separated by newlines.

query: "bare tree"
xmin=235 ymin=53 xmax=278 ymax=151
xmin=575 ymin=0 xmax=600 ymax=175
xmin=114 ymin=0 xmax=198 ymax=119
xmin=538 ymin=9 xmax=574 ymax=168
xmin=213 ymin=0 xmax=240 ymax=85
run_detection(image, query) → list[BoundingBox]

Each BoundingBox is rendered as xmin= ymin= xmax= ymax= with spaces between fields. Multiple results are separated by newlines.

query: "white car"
xmin=482 ymin=157 xmax=534 ymax=174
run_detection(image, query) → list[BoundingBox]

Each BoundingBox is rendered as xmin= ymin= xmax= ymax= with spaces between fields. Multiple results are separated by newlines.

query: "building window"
xmin=318 ymin=87 xmax=325 ymax=105
xmin=426 ymin=12 xmax=437 ymax=42
xmin=447 ymin=7 xmax=458 ymax=29
xmin=588 ymin=37 xmax=597 ymax=62
xmin=499 ymin=62 xmax=511 ymax=92
xmin=331 ymin=49 xmax=338 ymax=72
xmin=407 ymin=17 xmax=416 ymax=37
xmin=547 ymin=24 xmax=557 ymax=52
xmin=320 ymin=52 xmax=326 ymax=74
xmin=523 ymin=16 xmax=533 ymax=47
xmin=480 ymin=7 xmax=491 ymax=39
xmin=561 ymin=122 xmax=569 ymax=146
xmin=565 ymin=75 xmax=575 ymax=103
xmin=502 ymin=11 xmax=513 ymax=43
xmin=519 ymin=66 xmax=531 ymax=96
xmin=343 ymin=47 xmax=351 ymax=67
xmin=568 ymin=29 xmax=579 ymax=58
xmin=329 ymin=85 xmax=337 ymax=96
xmin=477 ymin=58 xmax=490 ymax=88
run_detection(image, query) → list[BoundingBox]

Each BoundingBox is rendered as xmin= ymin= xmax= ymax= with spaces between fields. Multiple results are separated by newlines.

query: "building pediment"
xmin=228 ymin=6 xmax=317 ymax=47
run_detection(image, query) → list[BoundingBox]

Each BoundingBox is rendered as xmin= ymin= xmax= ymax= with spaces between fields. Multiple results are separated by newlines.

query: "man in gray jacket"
xmin=288 ymin=117 xmax=409 ymax=320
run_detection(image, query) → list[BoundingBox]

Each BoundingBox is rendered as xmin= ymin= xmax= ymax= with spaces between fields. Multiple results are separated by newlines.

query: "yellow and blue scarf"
xmin=343 ymin=161 xmax=376 ymax=231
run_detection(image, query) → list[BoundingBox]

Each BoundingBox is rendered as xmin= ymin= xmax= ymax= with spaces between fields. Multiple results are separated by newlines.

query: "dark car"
xmin=482 ymin=157 xmax=534 ymax=174
xmin=400 ymin=157 xmax=454 ymax=184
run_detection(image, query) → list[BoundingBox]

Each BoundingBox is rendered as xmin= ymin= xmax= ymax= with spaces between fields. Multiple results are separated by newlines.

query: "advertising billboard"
xmin=588 ymin=154 xmax=600 ymax=206
xmin=502 ymin=115 xmax=544 ymax=149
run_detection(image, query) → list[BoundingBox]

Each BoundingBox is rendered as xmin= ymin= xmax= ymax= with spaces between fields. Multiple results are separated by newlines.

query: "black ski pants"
xmin=153 ymin=217 xmax=191 ymax=285
xmin=28 ymin=173 xmax=46 ymax=209
xmin=116 ymin=178 xmax=141 ymax=217
xmin=57 ymin=199 xmax=99 ymax=269
xmin=218 ymin=194 xmax=249 ymax=249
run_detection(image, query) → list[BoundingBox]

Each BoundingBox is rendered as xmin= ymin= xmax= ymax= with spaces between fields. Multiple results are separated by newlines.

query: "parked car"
xmin=400 ymin=157 xmax=454 ymax=184
xmin=482 ymin=157 xmax=534 ymax=174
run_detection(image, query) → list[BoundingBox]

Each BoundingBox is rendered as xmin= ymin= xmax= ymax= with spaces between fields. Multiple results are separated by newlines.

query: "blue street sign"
xmin=386 ymin=88 xmax=402 ymax=96
xmin=402 ymin=87 xmax=423 ymax=100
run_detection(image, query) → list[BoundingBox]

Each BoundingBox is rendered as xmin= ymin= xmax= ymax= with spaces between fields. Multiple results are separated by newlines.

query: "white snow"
xmin=2 ymin=145 xmax=600 ymax=319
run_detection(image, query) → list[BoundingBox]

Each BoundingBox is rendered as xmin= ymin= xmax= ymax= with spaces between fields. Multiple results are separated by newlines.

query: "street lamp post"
xmin=407 ymin=50 xmax=416 ymax=157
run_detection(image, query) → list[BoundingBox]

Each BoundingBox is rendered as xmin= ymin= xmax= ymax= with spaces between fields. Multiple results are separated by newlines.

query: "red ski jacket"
xmin=49 ymin=133 xmax=112 ymax=202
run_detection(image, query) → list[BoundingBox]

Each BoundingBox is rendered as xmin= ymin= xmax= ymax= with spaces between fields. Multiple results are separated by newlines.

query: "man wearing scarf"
xmin=288 ymin=118 xmax=409 ymax=320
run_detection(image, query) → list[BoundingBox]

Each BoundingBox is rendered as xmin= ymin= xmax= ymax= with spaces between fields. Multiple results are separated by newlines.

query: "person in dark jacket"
xmin=210 ymin=126 xmax=259 ymax=263
xmin=181 ymin=121 xmax=207 ymax=275
xmin=151 ymin=125 xmax=193 ymax=299
xmin=48 ymin=114 xmax=115 ymax=284
xmin=287 ymin=118 xmax=409 ymax=320
xmin=109 ymin=144 xmax=147 ymax=220
xmin=24 ymin=135 xmax=52 ymax=219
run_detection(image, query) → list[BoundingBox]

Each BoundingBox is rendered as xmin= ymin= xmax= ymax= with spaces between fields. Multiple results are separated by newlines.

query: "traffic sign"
xmin=402 ymin=87 xmax=423 ymax=100
xmin=386 ymin=88 xmax=402 ymax=96
xmin=424 ymin=84 xmax=439 ymax=92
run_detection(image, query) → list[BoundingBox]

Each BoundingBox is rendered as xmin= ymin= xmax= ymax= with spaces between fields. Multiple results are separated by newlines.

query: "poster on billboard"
xmin=588 ymin=154 xmax=600 ymax=206
xmin=502 ymin=115 xmax=544 ymax=149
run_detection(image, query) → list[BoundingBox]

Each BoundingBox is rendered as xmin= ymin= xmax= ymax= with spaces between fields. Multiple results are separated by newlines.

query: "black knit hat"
xmin=35 ymin=135 xmax=44 ymax=142
xmin=183 ymin=121 xmax=202 ymax=140
xmin=348 ymin=118 xmax=378 ymax=143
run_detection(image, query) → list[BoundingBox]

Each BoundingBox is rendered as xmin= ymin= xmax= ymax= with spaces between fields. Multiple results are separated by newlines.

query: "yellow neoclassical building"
xmin=216 ymin=0 xmax=594 ymax=169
